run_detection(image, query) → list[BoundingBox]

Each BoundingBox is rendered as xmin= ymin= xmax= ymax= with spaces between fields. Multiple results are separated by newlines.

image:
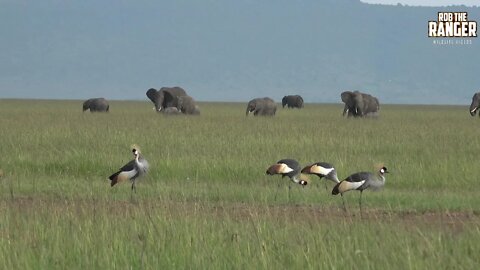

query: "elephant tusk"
xmin=471 ymin=107 xmax=477 ymax=113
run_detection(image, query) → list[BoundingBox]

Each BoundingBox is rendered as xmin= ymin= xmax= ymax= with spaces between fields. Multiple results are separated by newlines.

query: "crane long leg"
xmin=288 ymin=183 xmax=292 ymax=201
xmin=131 ymin=181 xmax=137 ymax=194
xmin=341 ymin=194 xmax=347 ymax=212
xmin=359 ymin=191 xmax=363 ymax=218
xmin=274 ymin=183 xmax=281 ymax=201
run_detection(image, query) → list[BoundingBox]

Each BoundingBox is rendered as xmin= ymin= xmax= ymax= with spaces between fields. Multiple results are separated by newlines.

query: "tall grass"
xmin=0 ymin=99 xmax=479 ymax=269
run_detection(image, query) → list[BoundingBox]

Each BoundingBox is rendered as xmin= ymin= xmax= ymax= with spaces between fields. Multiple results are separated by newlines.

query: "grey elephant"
xmin=282 ymin=95 xmax=304 ymax=108
xmin=146 ymin=86 xmax=187 ymax=112
xmin=470 ymin=92 xmax=480 ymax=117
xmin=82 ymin=98 xmax=109 ymax=112
xmin=246 ymin=97 xmax=277 ymax=116
xmin=341 ymin=91 xmax=379 ymax=118
xmin=162 ymin=107 xmax=182 ymax=115
xmin=177 ymin=95 xmax=200 ymax=115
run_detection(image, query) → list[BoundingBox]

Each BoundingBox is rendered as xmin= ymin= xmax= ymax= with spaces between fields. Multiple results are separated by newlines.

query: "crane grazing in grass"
xmin=266 ymin=159 xmax=309 ymax=186
xmin=266 ymin=159 xmax=309 ymax=200
xmin=109 ymin=145 xmax=149 ymax=194
xmin=332 ymin=165 xmax=389 ymax=214
xmin=301 ymin=162 xmax=340 ymax=191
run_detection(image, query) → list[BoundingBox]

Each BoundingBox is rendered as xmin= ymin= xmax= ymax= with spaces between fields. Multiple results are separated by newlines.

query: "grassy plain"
xmin=0 ymin=99 xmax=479 ymax=269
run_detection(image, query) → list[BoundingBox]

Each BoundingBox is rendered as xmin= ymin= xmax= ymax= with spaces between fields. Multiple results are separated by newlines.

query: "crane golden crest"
xmin=130 ymin=144 xmax=141 ymax=153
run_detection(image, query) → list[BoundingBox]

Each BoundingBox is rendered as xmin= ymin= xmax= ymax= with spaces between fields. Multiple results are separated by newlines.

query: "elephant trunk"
xmin=246 ymin=102 xmax=255 ymax=116
xmin=470 ymin=107 xmax=477 ymax=116
xmin=470 ymin=103 xmax=478 ymax=116
xmin=153 ymin=103 xmax=162 ymax=112
xmin=342 ymin=104 xmax=349 ymax=116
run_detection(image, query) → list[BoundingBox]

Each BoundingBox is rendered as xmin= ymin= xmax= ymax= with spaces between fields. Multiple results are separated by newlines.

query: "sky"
xmin=361 ymin=0 xmax=479 ymax=6
xmin=0 ymin=0 xmax=479 ymax=104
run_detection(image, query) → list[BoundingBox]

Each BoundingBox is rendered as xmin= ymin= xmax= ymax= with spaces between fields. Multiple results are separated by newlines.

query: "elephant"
xmin=162 ymin=107 xmax=182 ymax=115
xmin=282 ymin=95 xmax=304 ymax=108
xmin=82 ymin=98 xmax=109 ymax=112
xmin=469 ymin=92 xmax=480 ymax=117
xmin=341 ymin=91 xmax=380 ymax=118
xmin=246 ymin=97 xmax=277 ymax=116
xmin=177 ymin=95 xmax=200 ymax=115
xmin=146 ymin=86 xmax=187 ymax=112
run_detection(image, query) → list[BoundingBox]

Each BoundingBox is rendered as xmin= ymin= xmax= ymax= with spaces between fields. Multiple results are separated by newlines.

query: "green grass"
xmin=0 ymin=99 xmax=479 ymax=269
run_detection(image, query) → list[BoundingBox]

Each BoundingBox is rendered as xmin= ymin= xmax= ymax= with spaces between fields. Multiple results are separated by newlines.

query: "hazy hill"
xmin=0 ymin=0 xmax=478 ymax=104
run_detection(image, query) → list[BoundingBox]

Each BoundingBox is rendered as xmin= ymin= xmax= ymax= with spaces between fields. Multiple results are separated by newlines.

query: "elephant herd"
xmin=246 ymin=91 xmax=380 ymax=118
xmin=82 ymin=86 xmax=200 ymax=115
xmin=81 ymin=90 xmax=480 ymax=118
xmin=82 ymin=88 xmax=381 ymax=118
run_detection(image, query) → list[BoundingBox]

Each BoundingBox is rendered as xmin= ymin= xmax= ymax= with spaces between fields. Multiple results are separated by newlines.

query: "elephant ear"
xmin=82 ymin=99 xmax=91 ymax=111
xmin=146 ymin=88 xmax=158 ymax=104
xmin=341 ymin=91 xmax=353 ymax=104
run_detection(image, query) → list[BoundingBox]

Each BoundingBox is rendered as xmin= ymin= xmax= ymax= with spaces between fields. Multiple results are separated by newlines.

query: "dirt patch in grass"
xmin=2 ymin=196 xmax=479 ymax=232
xmin=210 ymin=203 xmax=479 ymax=231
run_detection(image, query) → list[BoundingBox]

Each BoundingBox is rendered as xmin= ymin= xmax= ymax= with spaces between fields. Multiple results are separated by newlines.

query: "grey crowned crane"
xmin=301 ymin=162 xmax=340 ymax=191
xmin=109 ymin=145 xmax=149 ymax=193
xmin=266 ymin=159 xmax=309 ymax=186
xmin=332 ymin=165 xmax=389 ymax=214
